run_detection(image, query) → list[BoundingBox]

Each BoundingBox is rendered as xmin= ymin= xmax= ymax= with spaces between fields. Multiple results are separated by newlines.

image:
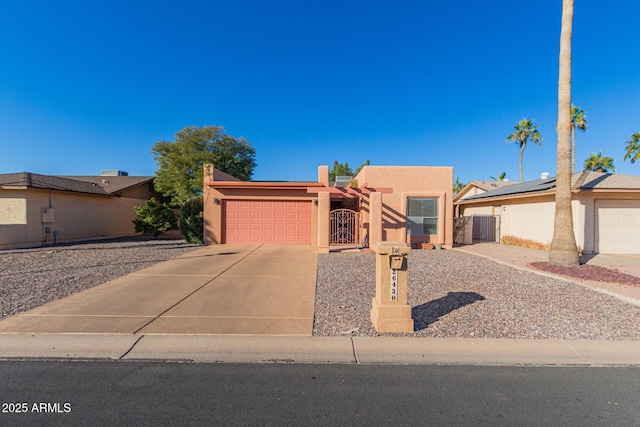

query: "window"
xmin=407 ymin=198 xmax=438 ymax=235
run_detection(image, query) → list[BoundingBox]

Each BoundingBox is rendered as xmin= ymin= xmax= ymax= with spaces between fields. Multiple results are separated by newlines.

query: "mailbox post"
xmin=370 ymin=241 xmax=414 ymax=333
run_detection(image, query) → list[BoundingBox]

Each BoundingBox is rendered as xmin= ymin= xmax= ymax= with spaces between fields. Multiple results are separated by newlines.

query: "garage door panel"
xmin=224 ymin=200 xmax=311 ymax=245
xmin=596 ymin=201 xmax=640 ymax=254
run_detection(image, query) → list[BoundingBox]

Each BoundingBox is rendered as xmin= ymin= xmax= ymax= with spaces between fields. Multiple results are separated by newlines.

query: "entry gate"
xmin=330 ymin=209 xmax=359 ymax=245
xmin=472 ymin=215 xmax=500 ymax=243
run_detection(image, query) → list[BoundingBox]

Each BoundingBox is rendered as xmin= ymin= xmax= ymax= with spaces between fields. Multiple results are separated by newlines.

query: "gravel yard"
xmin=0 ymin=237 xmax=199 ymax=320
xmin=314 ymin=250 xmax=640 ymax=339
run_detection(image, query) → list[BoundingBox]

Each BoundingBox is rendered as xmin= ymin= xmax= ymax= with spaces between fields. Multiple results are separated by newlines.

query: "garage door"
xmin=596 ymin=200 xmax=640 ymax=254
xmin=224 ymin=200 xmax=311 ymax=244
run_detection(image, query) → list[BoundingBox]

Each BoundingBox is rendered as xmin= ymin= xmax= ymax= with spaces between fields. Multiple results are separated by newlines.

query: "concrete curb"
xmin=1 ymin=334 xmax=639 ymax=366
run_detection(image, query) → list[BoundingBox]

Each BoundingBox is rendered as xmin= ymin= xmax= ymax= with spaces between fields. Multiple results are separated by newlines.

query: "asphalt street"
xmin=1 ymin=361 xmax=639 ymax=426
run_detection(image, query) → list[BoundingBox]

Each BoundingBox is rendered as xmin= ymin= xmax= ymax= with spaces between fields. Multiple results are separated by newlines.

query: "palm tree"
xmin=549 ymin=0 xmax=579 ymax=266
xmin=506 ymin=118 xmax=542 ymax=182
xmin=583 ymin=152 xmax=615 ymax=173
xmin=490 ymin=172 xmax=507 ymax=181
xmin=570 ymin=105 xmax=588 ymax=173
xmin=453 ymin=177 xmax=465 ymax=195
xmin=623 ymin=132 xmax=640 ymax=164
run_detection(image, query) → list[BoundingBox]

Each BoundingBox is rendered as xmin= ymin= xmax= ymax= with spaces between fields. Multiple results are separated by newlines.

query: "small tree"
xmin=133 ymin=198 xmax=177 ymax=238
xmin=453 ymin=177 xmax=465 ymax=195
xmin=623 ymin=132 xmax=640 ymax=164
xmin=179 ymin=196 xmax=204 ymax=244
xmin=329 ymin=160 xmax=370 ymax=181
xmin=490 ymin=172 xmax=507 ymax=181
xmin=583 ymin=152 xmax=615 ymax=173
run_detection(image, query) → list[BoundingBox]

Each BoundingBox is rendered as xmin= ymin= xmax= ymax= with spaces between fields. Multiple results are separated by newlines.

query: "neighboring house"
xmin=455 ymin=171 xmax=640 ymax=254
xmin=203 ymin=164 xmax=454 ymax=253
xmin=454 ymin=180 xmax=515 ymax=202
xmin=0 ymin=171 xmax=157 ymax=249
xmin=453 ymin=180 xmax=515 ymax=216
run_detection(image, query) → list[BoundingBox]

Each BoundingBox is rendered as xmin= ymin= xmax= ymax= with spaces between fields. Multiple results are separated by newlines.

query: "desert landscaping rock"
xmin=314 ymin=250 xmax=640 ymax=339
xmin=3 ymin=240 xmax=639 ymax=340
xmin=0 ymin=237 xmax=199 ymax=320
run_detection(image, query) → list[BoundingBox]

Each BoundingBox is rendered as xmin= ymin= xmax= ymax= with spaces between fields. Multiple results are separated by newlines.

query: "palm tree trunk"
xmin=519 ymin=144 xmax=524 ymax=182
xmin=571 ymin=126 xmax=576 ymax=173
xmin=550 ymin=0 xmax=579 ymax=266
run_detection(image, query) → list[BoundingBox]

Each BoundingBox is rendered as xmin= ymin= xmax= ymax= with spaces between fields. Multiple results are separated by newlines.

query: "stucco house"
xmin=0 ymin=171 xmax=158 ymax=249
xmin=203 ymin=164 xmax=454 ymax=253
xmin=455 ymin=171 xmax=640 ymax=254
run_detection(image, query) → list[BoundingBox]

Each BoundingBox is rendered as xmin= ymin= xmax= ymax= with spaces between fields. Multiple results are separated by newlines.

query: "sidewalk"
xmin=0 ymin=334 xmax=639 ymax=366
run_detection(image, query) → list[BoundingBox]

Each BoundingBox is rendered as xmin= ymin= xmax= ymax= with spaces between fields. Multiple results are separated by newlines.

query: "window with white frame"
xmin=407 ymin=198 xmax=438 ymax=235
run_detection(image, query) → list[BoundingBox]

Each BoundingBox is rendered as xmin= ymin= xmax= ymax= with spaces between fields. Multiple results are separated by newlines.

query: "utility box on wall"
xmin=41 ymin=207 xmax=55 ymax=223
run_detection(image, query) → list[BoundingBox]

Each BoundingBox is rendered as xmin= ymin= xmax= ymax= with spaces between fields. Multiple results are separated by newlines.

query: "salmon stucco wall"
xmin=354 ymin=166 xmax=454 ymax=248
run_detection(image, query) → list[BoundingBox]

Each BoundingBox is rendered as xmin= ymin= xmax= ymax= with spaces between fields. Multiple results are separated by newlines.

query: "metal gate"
xmin=472 ymin=215 xmax=500 ymax=243
xmin=330 ymin=209 xmax=359 ymax=245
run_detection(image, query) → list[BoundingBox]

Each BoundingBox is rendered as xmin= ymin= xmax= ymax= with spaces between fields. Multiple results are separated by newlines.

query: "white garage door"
xmin=596 ymin=200 xmax=640 ymax=254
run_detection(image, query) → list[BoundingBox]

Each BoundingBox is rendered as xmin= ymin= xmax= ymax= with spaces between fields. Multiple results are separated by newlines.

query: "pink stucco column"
xmin=318 ymin=192 xmax=330 ymax=253
xmin=369 ymin=192 xmax=383 ymax=248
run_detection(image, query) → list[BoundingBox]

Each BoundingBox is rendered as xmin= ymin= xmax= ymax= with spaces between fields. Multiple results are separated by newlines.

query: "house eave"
xmin=455 ymin=189 xmax=556 ymax=205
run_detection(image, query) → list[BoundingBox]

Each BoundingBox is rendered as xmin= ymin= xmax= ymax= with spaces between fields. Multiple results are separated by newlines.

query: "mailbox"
xmin=370 ymin=241 xmax=413 ymax=333
xmin=389 ymin=254 xmax=404 ymax=269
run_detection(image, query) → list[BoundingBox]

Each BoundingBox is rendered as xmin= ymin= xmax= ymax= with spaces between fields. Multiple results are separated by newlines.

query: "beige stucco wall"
xmin=0 ymin=188 xmax=152 ymax=249
xmin=460 ymin=194 xmax=591 ymax=252
xmin=354 ymin=166 xmax=454 ymax=249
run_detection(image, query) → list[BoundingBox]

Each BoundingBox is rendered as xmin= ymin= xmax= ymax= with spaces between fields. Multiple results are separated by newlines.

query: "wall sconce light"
xmin=314 ymin=199 xmax=318 ymax=206
xmin=214 ymin=198 xmax=221 ymax=205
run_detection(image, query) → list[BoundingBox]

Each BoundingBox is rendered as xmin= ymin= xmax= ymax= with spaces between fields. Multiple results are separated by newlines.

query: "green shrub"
xmin=133 ymin=198 xmax=177 ymax=237
xmin=179 ymin=196 xmax=204 ymax=244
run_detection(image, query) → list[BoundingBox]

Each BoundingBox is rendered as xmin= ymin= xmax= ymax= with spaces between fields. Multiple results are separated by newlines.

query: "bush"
xmin=133 ymin=198 xmax=177 ymax=237
xmin=179 ymin=196 xmax=204 ymax=244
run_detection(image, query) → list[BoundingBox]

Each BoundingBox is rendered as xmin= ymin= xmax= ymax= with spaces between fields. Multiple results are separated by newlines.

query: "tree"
xmin=570 ymin=105 xmax=588 ymax=173
xmin=549 ymin=0 xmax=579 ymax=266
xmin=355 ymin=159 xmax=370 ymax=176
xmin=506 ymin=118 xmax=542 ymax=182
xmin=583 ymin=152 xmax=615 ymax=173
xmin=329 ymin=160 xmax=370 ymax=181
xmin=453 ymin=177 xmax=465 ymax=195
xmin=623 ymin=132 xmax=640 ymax=164
xmin=179 ymin=196 xmax=204 ymax=244
xmin=133 ymin=198 xmax=178 ymax=238
xmin=152 ymin=125 xmax=256 ymax=206
xmin=490 ymin=172 xmax=507 ymax=181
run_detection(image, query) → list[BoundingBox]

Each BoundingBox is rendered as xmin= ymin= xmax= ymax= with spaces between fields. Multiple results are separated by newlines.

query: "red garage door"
xmin=224 ymin=200 xmax=311 ymax=244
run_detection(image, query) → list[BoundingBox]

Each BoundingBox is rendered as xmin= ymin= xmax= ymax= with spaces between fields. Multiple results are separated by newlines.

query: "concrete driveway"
xmin=0 ymin=244 xmax=318 ymax=336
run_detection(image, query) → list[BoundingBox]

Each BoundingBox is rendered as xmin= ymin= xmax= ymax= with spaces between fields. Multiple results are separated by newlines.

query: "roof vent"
xmin=335 ymin=176 xmax=353 ymax=188
xmin=540 ymin=172 xmax=550 ymax=179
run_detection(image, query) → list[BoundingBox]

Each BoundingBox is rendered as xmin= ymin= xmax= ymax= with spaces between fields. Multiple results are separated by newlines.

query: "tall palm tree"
xmin=490 ymin=172 xmax=507 ymax=181
xmin=506 ymin=118 xmax=542 ymax=182
xmin=549 ymin=0 xmax=579 ymax=266
xmin=623 ymin=132 xmax=640 ymax=164
xmin=570 ymin=105 xmax=588 ymax=173
xmin=583 ymin=152 xmax=615 ymax=173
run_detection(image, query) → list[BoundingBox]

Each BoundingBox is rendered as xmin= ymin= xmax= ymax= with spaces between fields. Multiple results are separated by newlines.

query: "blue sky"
xmin=1 ymin=0 xmax=639 ymax=183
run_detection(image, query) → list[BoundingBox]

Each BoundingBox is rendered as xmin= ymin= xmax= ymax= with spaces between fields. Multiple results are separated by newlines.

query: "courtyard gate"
xmin=330 ymin=209 xmax=359 ymax=245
